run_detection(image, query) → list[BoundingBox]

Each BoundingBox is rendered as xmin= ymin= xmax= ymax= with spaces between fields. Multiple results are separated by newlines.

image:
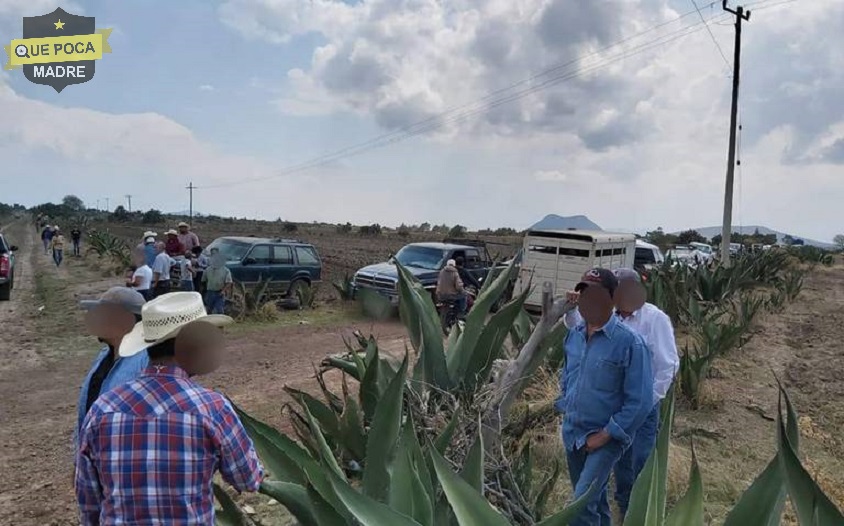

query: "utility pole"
xmin=186 ymin=182 xmax=196 ymax=227
xmin=105 ymin=197 xmax=110 ymax=212
xmin=96 ymin=199 xmax=100 ymax=211
xmin=125 ymin=194 xmax=133 ymax=212
xmin=720 ymin=1 xmax=750 ymax=267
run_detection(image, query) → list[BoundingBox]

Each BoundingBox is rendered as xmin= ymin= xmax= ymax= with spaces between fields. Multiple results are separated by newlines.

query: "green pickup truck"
xmin=0 ymin=233 xmax=19 ymax=301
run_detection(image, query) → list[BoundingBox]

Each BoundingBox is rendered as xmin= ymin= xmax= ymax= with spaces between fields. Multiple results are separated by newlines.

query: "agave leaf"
xmin=322 ymin=356 xmax=363 ymax=381
xmin=364 ymin=335 xmax=379 ymax=367
xmin=460 ymin=425 xmax=484 ymax=493
xmin=664 ymin=442 xmax=704 ymax=526
xmin=362 ymin=353 xmax=409 ymax=502
xmin=389 ymin=423 xmax=434 ymax=526
xmin=396 ymin=262 xmax=451 ymax=390
xmin=234 ymin=403 xmax=308 ymax=484
xmin=213 ymin=483 xmax=249 ymax=526
xmin=331 ymin=472 xmax=424 ymax=526
xmin=339 ymin=395 xmax=367 ymax=461
xmin=260 ymin=481 xmax=318 ymax=526
xmin=285 ymin=386 xmax=341 ymax=440
xmin=623 ymin=385 xmax=675 ymax=526
xmin=434 ymin=408 xmax=462 ymax=455
xmin=723 ymin=382 xmax=800 ymax=526
xmin=533 ymin=458 xmax=561 ymax=521
xmin=429 ymin=446 xmax=511 ymax=526
xmin=510 ymin=308 xmax=533 ymax=349
xmin=306 ymin=484 xmax=350 ymax=526
xmin=461 ymin=286 xmax=530 ymax=393
xmin=447 ymin=258 xmax=519 ymax=382
xmin=360 ymin=344 xmax=382 ymax=422
xmin=533 ymin=486 xmax=596 ymax=526
xmin=777 ymin=395 xmax=844 ymax=524
xmin=302 ymin=405 xmax=345 ymax=481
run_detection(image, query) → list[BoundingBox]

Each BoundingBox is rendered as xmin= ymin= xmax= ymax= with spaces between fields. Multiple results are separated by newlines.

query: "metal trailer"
xmin=514 ymin=229 xmax=636 ymax=311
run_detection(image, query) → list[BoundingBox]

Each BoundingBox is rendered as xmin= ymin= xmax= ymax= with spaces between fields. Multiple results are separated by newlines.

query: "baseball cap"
xmin=574 ymin=268 xmax=618 ymax=296
xmin=613 ymin=268 xmax=642 ymax=284
xmin=79 ymin=287 xmax=147 ymax=315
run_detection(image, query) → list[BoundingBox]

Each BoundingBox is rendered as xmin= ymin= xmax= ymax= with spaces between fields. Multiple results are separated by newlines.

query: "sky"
xmin=1 ymin=0 xmax=842 ymax=241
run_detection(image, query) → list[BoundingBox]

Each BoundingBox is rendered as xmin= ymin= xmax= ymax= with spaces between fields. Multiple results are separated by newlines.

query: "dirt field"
xmin=1 ymin=218 xmax=842 ymax=525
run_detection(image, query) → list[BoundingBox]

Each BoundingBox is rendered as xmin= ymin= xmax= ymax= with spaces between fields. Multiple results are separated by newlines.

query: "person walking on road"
xmin=75 ymin=292 xmax=263 ymax=525
xmin=41 ymin=224 xmax=54 ymax=254
xmin=50 ymin=227 xmax=66 ymax=267
xmin=76 ymin=287 xmax=149 ymax=440
xmin=202 ymin=248 xmax=232 ymax=315
xmin=151 ymin=242 xmax=173 ymax=298
xmin=71 ymin=227 xmax=83 ymax=257
xmin=556 ymin=268 xmax=654 ymax=526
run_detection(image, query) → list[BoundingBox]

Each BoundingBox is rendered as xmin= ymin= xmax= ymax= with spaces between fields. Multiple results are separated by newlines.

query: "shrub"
xmin=142 ymin=209 xmax=164 ymax=224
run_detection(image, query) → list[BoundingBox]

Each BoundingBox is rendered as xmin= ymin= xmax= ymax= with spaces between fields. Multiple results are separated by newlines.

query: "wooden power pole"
xmin=186 ymin=182 xmax=196 ymax=227
xmin=720 ymin=1 xmax=751 ymax=267
xmin=125 ymin=194 xmax=133 ymax=212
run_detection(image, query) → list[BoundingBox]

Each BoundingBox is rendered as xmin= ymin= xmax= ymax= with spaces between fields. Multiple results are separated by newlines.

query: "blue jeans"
xmin=614 ymin=401 xmax=661 ymax=516
xmin=53 ymin=249 xmax=63 ymax=267
xmin=72 ymin=240 xmax=81 ymax=256
xmin=566 ymin=439 xmax=625 ymax=526
xmin=205 ymin=291 xmax=225 ymax=314
xmin=181 ymin=280 xmax=195 ymax=292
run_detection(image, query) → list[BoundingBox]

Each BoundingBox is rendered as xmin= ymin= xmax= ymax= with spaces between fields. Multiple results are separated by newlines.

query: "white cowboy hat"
xmin=119 ymin=291 xmax=232 ymax=357
xmin=143 ymin=230 xmax=158 ymax=238
xmin=165 ymin=229 xmax=179 ymax=236
xmin=178 ymin=222 xmax=190 ymax=228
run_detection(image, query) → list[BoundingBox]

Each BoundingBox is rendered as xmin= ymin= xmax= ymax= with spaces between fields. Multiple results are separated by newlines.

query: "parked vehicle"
xmin=634 ymin=239 xmax=665 ymax=276
xmin=437 ymin=286 xmax=478 ymax=333
xmin=513 ymin=229 xmax=636 ymax=311
xmin=204 ymin=237 xmax=322 ymax=299
xmin=0 ymin=233 xmax=19 ymax=301
xmin=689 ymin=242 xmax=715 ymax=262
xmin=666 ymin=245 xmax=695 ymax=265
xmin=352 ymin=241 xmax=511 ymax=307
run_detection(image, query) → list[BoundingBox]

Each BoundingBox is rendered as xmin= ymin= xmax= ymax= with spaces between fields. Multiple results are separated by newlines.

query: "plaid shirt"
xmin=75 ymin=365 xmax=263 ymax=525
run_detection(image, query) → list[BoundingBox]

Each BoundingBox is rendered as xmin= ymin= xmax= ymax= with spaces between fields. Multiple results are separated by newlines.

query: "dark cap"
xmin=79 ymin=287 xmax=147 ymax=315
xmin=575 ymin=267 xmax=618 ymax=296
xmin=613 ymin=268 xmax=642 ymax=284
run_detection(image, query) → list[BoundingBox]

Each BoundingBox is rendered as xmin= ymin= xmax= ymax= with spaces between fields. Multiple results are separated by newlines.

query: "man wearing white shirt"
xmin=151 ymin=242 xmax=173 ymax=298
xmin=563 ymin=267 xmax=679 ymax=517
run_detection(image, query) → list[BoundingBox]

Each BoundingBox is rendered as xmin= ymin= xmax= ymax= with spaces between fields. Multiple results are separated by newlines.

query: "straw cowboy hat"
xmin=119 ymin=292 xmax=232 ymax=357
xmin=165 ymin=229 xmax=179 ymax=236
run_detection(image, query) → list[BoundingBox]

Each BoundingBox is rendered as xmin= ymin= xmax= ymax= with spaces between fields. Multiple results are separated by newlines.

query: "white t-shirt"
xmin=179 ymin=258 xmax=194 ymax=281
xmin=152 ymin=252 xmax=172 ymax=281
xmin=132 ymin=265 xmax=153 ymax=291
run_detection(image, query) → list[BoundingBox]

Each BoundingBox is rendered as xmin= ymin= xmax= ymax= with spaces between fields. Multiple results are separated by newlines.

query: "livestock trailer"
xmin=514 ymin=229 xmax=636 ymax=311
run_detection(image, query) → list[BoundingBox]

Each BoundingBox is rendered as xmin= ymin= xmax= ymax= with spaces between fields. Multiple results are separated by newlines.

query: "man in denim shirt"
xmin=76 ymin=288 xmax=150 ymax=441
xmin=557 ymin=268 xmax=654 ymax=525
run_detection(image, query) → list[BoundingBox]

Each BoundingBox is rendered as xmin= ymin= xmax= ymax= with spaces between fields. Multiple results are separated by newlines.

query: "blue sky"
xmin=2 ymin=0 xmax=842 ymax=240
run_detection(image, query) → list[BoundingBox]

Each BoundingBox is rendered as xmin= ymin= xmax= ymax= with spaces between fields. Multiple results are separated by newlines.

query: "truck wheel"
xmin=0 ymin=282 xmax=10 ymax=301
xmin=288 ymin=280 xmax=311 ymax=309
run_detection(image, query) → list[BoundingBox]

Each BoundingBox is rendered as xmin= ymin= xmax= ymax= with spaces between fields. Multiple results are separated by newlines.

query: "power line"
xmin=202 ymin=9 xmax=728 ymax=190
xmin=690 ymin=0 xmax=732 ymax=70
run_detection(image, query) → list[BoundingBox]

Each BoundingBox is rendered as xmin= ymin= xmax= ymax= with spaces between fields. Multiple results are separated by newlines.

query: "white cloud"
xmin=534 ymin=170 xmax=567 ymax=182
xmin=198 ymin=84 xmax=215 ymax=92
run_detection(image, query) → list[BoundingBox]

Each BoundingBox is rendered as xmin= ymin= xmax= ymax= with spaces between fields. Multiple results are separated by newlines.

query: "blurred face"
xmin=132 ymin=250 xmax=146 ymax=267
xmin=179 ymin=226 xmax=188 ymax=234
xmin=175 ymin=322 xmax=226 ymax=376
xmin=578 ymin=284 xmax=615 ymax=326
xmin=84 ymin=304 xmax=136 ymax=341
xmin=615 ymin=280 xmax=646 ymax=314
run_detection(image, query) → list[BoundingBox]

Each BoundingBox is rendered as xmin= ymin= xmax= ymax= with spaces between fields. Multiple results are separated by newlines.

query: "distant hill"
xmin=676 ymin=225 xmax=833 ymax=248
xmin=530 ymin=214 xmax=602 ymax=231
xmin=168 ymin=210 xmax=205 ymax=217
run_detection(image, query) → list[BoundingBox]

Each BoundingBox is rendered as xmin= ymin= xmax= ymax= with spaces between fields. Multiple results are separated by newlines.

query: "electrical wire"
xmin=200 ymin=9 xmax=730 ymax=190
xmin=690 ymin=0 xmax=732 ymax=71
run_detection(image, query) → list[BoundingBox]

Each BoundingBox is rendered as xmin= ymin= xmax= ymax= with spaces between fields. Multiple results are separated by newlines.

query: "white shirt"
xmin=564 ymin=303 xmax=679 ymax=406
xmin=152 ymin=252 xmax=171 ymax=281
xmin=132 ymin=265 xmax=153 ymax=291
xmin=179 ymin=258 xmax=194 ymax=281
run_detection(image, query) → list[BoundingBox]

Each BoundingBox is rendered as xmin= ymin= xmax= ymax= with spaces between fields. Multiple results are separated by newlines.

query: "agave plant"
xmin=332 ymin=273 xmax=355 ymax=301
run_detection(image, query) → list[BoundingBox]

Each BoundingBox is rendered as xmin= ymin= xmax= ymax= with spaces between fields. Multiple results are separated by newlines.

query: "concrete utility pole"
xmin=105 ymin=197 xmax=110 ymax=212
xmin=720 ymin=1 xmax=751 ymax=267
xmin=125 ymin=194 xmax=133 ymax=212
xmin=186 ymin=182 xmax=196 ymax=227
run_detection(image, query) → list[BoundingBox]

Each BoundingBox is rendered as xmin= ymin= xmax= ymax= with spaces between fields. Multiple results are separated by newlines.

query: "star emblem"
xmin=54 ymin=19 xmax=65 ymax=30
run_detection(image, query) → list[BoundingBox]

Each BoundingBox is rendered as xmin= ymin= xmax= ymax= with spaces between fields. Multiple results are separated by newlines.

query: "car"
xmin=634 ymin=239 xmax=665 ymax=274
xmin=666 ymin=245 xmax=695 ymax=265
xmin=0 ymin=233 xmax=19 ymax=301
xmin=204 ymin=236 xmax=322 ymax=299
xmin=352 ymin=241 xmax=512 ymax=307
xmin=689 ymin=242 xmax=715 ymax=262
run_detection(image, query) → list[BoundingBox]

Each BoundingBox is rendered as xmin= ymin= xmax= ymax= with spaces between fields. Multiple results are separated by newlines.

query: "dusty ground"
xmin=0 ymin=218 xmax=842 ymax=525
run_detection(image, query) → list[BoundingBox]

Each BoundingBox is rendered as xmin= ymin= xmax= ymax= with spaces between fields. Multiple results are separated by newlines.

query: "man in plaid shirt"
xmin=75 ymin=292 xmax=263 ymax=525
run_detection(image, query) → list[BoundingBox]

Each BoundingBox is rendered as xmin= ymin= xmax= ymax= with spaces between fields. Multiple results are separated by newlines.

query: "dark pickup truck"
xmin=351 ymin=240 xmax=513 ymax=307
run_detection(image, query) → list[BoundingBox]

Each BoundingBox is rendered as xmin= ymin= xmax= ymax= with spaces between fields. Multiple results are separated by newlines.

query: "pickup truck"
xmin=351 ymin=241 xmax=513 ymax=308
xmin=0 ymin=233 xmax=19 ymax=301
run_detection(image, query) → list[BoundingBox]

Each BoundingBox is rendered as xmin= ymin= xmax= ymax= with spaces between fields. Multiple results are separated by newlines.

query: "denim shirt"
xmin=75 ymin=346 xmax=149 ymax=443
xmin=556 ymin=315 xmax=654 ymax=451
